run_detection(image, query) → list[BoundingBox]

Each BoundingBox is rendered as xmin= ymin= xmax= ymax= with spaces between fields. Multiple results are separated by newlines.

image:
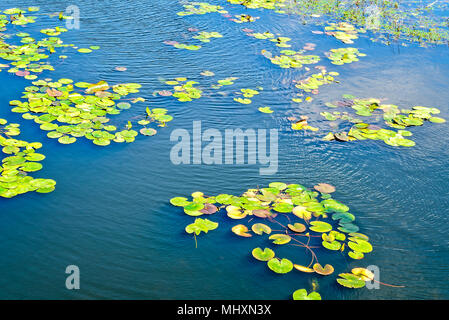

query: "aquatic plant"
xmin=0 ymin=7 xmax=97 ymax=79
xmin=233 ymin=87 xmax=262 ymax=104
xmin=293 ymin=288 xmax=321 ymax=300
xmin=321 ymin=96 xmax=445 ymax=147
xmin=229 ymin=0 xmax=449 ymax=45
xmin=232 ymin=14 xmax=259 ymax=23
xmin=291 ymin=116 xmax=319 ymax=131
xmin=324 ymin=22 xmax=362 ymax=44
xmin=192 ymin=31 xmax=223 ymax=43
xmin=177 ymin=2 xmax=227 ymax=16
xmin=227 ymin=0 xmax=287 ymax=12
xmin=258 ymin=106 xmax=273 ymax=113
xmin=0 ymin=118 xmax=55 ymax=198
xmin=294 ymin=69 xmax=339 ymax=94
xmin=262 ymin=49 xmax=320 ymax=69
xmin=164 ymin=78 xmax=203 ymax=102
xmin=326 ymin=47 xmax=366 ymax=65
xmin=170 ymin=182 xmax=403 ymax=299
xmin=215 ymin=77 xmax=238 ymax=87
xmin=164 ymin=41 xmax=202 ymax=51
xmin=247 ymin=30 xmax=292 ymax=47
xmin=10 ymin=79 xmax=171 ymax=146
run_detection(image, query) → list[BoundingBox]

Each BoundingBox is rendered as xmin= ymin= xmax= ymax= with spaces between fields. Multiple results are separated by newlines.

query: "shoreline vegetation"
xmin=227 ymin=0 xmax=449 ymax=45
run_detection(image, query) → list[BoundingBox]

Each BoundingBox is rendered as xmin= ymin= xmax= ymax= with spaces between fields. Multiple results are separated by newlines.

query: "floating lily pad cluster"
xmin=170 ymin=182 xmax=393 ymax=298
xmin=231 ymin=0 xmax=449 ymax=45
xmin=320 ymin=111 xmax=360 ymax=123
xmin=164 ymin=40 xmax=202 ymax=51
xmin=232 ymin=14 xmax=258 ymax=23
xmin=295 ymin=70 xmax=339 ymax=94
xmin=227 ymin=0 xmax=287 ymax=12
xmin=291 ymin=116 xmax=319 ymax=132
xmin=270 ymin=36 xmax=291 ymax=48
xmin=2 ymin=8 xmax=36 ymax=26
xmin=0 ymin=29 xmax=64 ymax=78
xmin=216 ymin=77 xmax=237 ymax=86
xmin=337 ymin=268 xmax=376 ymax=288
xmin=258 ymin=106 xmax=273 ymax=114
xmin=0 ymin=7 xmax=96 ymax=79
xmin=326 ymin=47 xmax=366 ymax=65
xmin=164 ymin=78 xmax=202 ymax=102
xmin=292 ymin=288 xmax=321 ymax=300
xmin=210 ymin=77 xmax=239 ymax=89
xmin=261 ymin=49 xmax=320 ymax=69
xmin=248 ymin=31 xmax=275 ymax=40
xmin=165 ymin=30 xmax=223 ymax=51
xmin=248 ymin=31 xmax=291 ymax=47
xmin=9 ymin=78 xmax=171 ymax=146
xmin=192 ymin=31 xmax=223 ymax=43
xmin=177 ymin=2 xmax=227 ymax=16
xmin=324 ymin=22 xmax=362 ymax=44
xmin=0 ymin=118 xmax=55 ymax=198
xmin=321 ymin=96 xmax=445 ymax=147
xmin=233 ymin=88 xmax=262 ymax=105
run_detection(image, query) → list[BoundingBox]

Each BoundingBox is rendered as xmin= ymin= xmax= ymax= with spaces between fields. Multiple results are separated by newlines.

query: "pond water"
xmin=0 ymin=0 xmax=448 ymax=299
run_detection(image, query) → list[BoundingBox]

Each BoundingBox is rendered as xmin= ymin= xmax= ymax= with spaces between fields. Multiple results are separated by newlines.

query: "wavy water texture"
xmin=0 ymin=0 xmax=448 ymax=299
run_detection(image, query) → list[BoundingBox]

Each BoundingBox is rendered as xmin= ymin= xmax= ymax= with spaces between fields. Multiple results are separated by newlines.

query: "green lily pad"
xmin=251 ymin=223 xmax=272 ymax=235
xmin=185 ymin=218 xmax=218 ymax=235
xmin=337 ymin=273 xmax=366 ymax=288
xmin=309 ymin=221 xmax=332 ymax=233
xmin=170 ymin=197 xmax=190 ymax=207
xmin=252 ymin=247 xmax=275 ymax=261
xmin=293 ymin=289 xmax=321 ymax=300
xmin=267 ymin=258 xmax=293 ymax=274
xmin=269 ymin=234 xmax=291 ymax=245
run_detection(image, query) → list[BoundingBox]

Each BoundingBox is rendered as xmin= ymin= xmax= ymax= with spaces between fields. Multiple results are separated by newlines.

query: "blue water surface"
xmin=0 ymin=0 xmax=448 ymax=299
